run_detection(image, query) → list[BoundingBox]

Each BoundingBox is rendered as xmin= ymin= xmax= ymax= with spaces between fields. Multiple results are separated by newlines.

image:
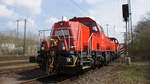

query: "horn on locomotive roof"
xmin=62 ymin=16 xmax=67 ymax=21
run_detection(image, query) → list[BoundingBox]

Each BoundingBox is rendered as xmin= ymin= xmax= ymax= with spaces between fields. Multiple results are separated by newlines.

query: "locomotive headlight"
xmin=71 ymin=46 xmax=74 ymax=48
xmin=66 ymin=57 xmax=71 ymax=62
xmin=62 ymin=46 xmax=65 ymax=50
xmin=41 ymin=47 xmax=44 ymax=50
xmin=61 ymin=42 xmax=66 ymax=50
xmin=60 ymin=22 xmax=63 ymax=26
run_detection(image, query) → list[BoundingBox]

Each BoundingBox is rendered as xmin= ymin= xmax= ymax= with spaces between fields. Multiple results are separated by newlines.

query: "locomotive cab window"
xmin=80 ymin=21 xmax=90 ymax=28
xmin=115 ymin=40 xmax=118 ymax=44
xmin=41 ymin=42 xmax=45 ymax=47
xmin=92 ymin=23 xmax=98 ymax=32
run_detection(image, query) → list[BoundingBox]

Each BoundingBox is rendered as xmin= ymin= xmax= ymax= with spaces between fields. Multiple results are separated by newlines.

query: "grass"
xmin=123 ymin=61 xmax=150 ymax=84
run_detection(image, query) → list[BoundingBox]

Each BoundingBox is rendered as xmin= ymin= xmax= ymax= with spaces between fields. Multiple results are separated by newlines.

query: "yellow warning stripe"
xmin=49 ymin=56 xmax=54 ymax=72
xmin=64 ymin=56 xmax=78 ymax=67
xmin=74 ymin=56 xmax=78 ymax=65
xmin=64 ymin=65 xmax=76 ymax=67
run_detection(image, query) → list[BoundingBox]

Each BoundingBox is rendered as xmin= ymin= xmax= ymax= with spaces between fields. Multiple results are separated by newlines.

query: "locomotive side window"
xmin=92 ymin=23 xmax=98 ymax=32
xmin=41 ymin=42 xmax=45 ymax=47
xmin=80 ymin=21 xmax=90 ymax=28
xmin=115 ymin=40 xmax=118 ymax=44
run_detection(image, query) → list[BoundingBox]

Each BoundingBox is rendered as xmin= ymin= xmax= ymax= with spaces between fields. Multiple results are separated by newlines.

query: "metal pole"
xmin=125 ymin=21 xmax=128 ymax=56
xmin=128 ymin=0 xmax=133 ymax=45
xmin=106 ymin=24 xmax=109 ymax=37
xmin=23 ymin=19 xmax=27 ymax=56
xmin=16 ymin=20 xmax=19 ymax=56
xmin=39 ymin=31 xmax=41 ymax=42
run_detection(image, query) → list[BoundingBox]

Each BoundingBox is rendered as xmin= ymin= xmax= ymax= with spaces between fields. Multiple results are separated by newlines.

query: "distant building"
xmin=1 ymin=43 xmax=16 ymax=50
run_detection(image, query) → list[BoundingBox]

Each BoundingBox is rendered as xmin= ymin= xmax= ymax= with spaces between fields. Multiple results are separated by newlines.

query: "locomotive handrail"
xmin=88 ymin=33 xmax=94 ymax=54
xmin=79 ymin=26 xmax=83 ymax=65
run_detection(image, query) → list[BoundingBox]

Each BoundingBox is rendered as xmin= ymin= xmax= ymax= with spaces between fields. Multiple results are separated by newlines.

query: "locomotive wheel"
xmin=90 ymin=58 xmax=96 ymax=69
xmin=103 ymin=52 xmax=109 ymax=66
xmin=113 ymin=52 xmax=116 ymax=59
xmin=104 ymin=53 xmax=108 ymax=66
xmin=107 ymin=52 xmax=111 ymax=63
xmin=110 ymin=52 xmax=114 ymax=62
xmin=97 ymin=56 xmax=103 ymax=68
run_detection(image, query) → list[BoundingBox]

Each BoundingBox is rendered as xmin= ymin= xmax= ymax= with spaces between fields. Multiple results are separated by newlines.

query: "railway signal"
xmin=122 ymin=4 xmax=129 ymax=56
xmin=122 ymin=4 xmax=129 ymax=22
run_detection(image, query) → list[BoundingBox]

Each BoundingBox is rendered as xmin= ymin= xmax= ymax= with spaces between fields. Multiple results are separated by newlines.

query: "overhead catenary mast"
xmin=128 ymin=0 xmax=133 ymax=45
xmin=106 ymin=24 xmax=109 ymax=37
xmin=16 ymin=20 xmax=19 ymax=56
xmin=23 ymin=19 xmax=27 ymax=56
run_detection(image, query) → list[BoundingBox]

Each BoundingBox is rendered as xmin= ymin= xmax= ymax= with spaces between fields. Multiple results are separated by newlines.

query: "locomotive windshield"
xmin=80 ymin=21 xmax=90 ymax=28
xmin=92 ymin=23 xmax=98 ymax=32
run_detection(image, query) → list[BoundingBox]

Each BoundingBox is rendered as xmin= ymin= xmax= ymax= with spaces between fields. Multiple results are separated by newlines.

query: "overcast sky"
xmin=0 ymin=0 xmax=150 ymax=43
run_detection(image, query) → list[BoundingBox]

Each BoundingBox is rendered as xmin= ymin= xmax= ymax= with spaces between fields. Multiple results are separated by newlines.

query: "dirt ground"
xmin=59 ymin=62 xmax=128 ymax=84
xmin=60 ymin=59 xmax=150 ymax=84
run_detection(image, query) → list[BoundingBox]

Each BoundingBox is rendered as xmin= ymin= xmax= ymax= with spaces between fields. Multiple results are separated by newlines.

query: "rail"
xmin=18 ymin=75 xmax=49 ymax=84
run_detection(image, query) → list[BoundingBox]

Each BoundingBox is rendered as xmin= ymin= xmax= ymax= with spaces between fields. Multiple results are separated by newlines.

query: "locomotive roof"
xmin=109 ymin=37 xmax=117 ymax=40
xmin=69 ymin=17 xmax=96 ymax=22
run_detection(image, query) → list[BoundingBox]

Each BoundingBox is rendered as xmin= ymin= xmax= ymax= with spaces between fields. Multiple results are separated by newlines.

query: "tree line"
xmin=129 ymin=13 xmax=150 ymax=60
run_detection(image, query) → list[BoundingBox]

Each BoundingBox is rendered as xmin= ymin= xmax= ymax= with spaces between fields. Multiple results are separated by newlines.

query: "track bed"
xmin=18 ymin=57 xmax=126 ymax=84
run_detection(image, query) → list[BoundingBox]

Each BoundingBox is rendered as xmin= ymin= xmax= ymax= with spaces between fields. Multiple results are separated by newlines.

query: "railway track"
xmin=19 ymin=75 xmax=49 ymax=84
xmin=19 ymin=79 xmax=37 ymax=84
xmin=0 ymin=56 xmax=39 ymax=75
xmin=18 ymin=74 xmax=70 ymax=84
xmin=18 ymin=70 xmax=85 ymax=84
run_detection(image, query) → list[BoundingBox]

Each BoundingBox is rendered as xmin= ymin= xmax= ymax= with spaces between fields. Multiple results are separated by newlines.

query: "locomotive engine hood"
xmin=50 ymin=21 xmax=80 ymax=51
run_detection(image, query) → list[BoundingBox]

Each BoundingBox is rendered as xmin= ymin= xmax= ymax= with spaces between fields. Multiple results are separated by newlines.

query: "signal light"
xmin=122 ymin=4 xmax=129 ymax=22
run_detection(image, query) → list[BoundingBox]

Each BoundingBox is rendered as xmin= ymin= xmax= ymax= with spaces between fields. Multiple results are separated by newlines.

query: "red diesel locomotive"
xmin=30 ymin=17 xmax=120 ymax=74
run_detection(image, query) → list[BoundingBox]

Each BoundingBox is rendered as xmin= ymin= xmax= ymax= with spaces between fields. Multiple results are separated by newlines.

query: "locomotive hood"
xmin=50 ymin=21 xmax=82 ymax=51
